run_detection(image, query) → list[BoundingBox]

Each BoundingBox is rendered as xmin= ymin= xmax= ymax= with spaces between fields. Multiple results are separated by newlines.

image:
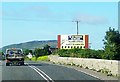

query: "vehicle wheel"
xmin=22 ymin=62 xmax=24 ymax=65
xmin=18 ymin=63 xmax=21 ymax=66
xmin=6 ymin=63 xmax=9 ymax=66
xmin=20 ymin=62 xmax=24 ymax=65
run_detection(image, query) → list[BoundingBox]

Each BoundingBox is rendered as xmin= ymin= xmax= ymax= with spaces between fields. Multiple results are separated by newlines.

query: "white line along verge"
xmin=26 ymin=63 xmax=54 ymax=82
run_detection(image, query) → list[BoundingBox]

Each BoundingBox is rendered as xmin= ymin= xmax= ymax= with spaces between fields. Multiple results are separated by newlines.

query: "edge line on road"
xmin=39 ymin=61 xmax=102 ymax=80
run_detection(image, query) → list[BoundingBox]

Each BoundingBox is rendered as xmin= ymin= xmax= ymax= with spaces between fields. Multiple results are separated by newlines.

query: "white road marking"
xmin=41 ymin=62 xmax=101 ymax=80
xmin=74 ymin=68 xmax=101 ymax=80
xmin=59 ymin=65 xmax=101 ymax=80
xmin=26 ymin=63 xmax=54 ymax=82
xmin=29 ymin=65 xmax=49 ymax=82
xmin=32 ymin=66 xmax=53 ymax=81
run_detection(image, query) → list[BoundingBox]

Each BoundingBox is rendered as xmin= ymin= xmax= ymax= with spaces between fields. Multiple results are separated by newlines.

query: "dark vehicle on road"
xmin=5 ymin=48 xmax=24 ymax=66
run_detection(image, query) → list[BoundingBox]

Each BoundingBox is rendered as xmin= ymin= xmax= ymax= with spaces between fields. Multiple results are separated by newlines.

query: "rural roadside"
xmin=39 ymin=61 xmax=119 ymax=81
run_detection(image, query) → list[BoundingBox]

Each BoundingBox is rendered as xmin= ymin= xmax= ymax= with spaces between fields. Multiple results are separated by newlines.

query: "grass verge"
xmin=25 ymin=55 xmax=50 ymax=61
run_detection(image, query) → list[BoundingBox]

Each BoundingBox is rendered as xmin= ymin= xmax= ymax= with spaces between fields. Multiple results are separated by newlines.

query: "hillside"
xmin=2 ymin=40 xmax=57 ymax=52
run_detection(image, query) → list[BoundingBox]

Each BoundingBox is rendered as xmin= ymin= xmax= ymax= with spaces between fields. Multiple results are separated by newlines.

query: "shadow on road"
xmin=2 ymin=63 xmax=50 ymax=67
xmin=27 ymin=63 xmax=50 ymax=67
xmin=1 ymin=60 xmax=51 ymax=67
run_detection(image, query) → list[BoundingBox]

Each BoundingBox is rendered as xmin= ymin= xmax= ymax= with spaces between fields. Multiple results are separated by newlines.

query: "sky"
xmin=0 ymin=2 xmax=118 ymax=49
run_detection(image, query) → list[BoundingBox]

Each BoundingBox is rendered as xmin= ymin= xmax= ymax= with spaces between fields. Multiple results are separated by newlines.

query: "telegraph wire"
xmin=2 ymin=17 xmax=73 ymax=22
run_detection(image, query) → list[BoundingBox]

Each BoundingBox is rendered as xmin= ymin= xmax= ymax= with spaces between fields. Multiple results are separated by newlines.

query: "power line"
xmin=2 ymin=18 xmax=82 ymax=35
xmin=2 ymin=18 xmax=72 ymax=22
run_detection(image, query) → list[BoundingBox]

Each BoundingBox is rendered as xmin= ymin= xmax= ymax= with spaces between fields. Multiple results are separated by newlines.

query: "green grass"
xmin=37 ymin=56 xmax=50 ymax=61
xmin=31 ymin=57 xmax=37 ymax=61
xmin=25 ymin=56 xmax=50 ymax=61
xmin=24 ymin=57 xmax=30 ymax=60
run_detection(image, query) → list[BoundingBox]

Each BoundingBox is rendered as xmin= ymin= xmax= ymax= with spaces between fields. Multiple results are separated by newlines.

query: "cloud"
xmin=24 ymin=5 xmax=53 ymax=18
xmin=2 ymin=5 xmax=53 ymax=19
xmin=73 ymin=14 xmax=108 ymax=25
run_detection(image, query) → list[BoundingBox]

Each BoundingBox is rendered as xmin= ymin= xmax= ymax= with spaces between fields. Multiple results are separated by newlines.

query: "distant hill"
xmin=2 ymin=40 xmax=57 ymax=53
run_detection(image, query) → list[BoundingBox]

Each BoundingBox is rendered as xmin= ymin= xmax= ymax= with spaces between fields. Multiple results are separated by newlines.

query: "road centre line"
xmin=32 ymin=66 xmax=53 ymax=81
xmin=29 ymin=65 xmax=48 ymax=81
xmin=26 ymin=63 xmax=54 ymax=82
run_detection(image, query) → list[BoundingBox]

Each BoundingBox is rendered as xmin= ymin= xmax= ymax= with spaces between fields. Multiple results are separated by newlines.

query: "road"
xmin=1 ymin=61 xmax=104 ymax=82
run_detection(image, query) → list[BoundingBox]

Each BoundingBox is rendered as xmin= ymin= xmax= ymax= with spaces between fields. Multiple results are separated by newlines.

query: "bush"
xmin=53 ymin=48 xmax=104 ymax=59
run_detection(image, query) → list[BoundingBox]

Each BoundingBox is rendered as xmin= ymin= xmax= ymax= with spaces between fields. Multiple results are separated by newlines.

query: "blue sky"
xmin=1 ymin=2 xmax=118 ymax=49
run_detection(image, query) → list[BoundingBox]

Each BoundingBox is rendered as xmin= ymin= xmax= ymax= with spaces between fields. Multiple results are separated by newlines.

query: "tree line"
xmin=23 ymin=44 xmax=52 ymax=58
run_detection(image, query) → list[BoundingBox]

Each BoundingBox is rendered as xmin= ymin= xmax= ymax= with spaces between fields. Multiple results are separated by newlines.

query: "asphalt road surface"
xmin=1 ymin=61 xmax=104 ymax=82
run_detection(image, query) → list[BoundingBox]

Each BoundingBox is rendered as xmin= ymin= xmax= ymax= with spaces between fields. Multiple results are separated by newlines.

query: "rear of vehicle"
xmin=5 ymin=48 xmax=24 ymax=66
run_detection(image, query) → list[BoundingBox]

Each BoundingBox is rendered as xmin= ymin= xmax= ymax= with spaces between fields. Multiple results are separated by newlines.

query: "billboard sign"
xmin=68 ymin=35 xmax=83 ymax=41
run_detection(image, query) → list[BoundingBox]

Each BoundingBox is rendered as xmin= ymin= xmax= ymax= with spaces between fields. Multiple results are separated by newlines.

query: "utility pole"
xmin=72 ymin=20 xmax=80 ymax=35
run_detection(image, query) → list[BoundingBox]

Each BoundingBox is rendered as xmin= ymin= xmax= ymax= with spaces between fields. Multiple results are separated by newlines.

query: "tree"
xmin=34 ymin=48 xmax=40 ymax=57
xmin=23 ymin=49 xmax=30 ymax=55
xmin=103 ymin=27 xmax=120 ymax=60
xmin=43 ymin=44 xmax=52 ymax=55
xmin=0 ymin=51 xmax=4 ymax=56
xmin=34 ymin=48 xmax=45 ymax=57
xmin=29 ymin=50 xmax=33 ymax=54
